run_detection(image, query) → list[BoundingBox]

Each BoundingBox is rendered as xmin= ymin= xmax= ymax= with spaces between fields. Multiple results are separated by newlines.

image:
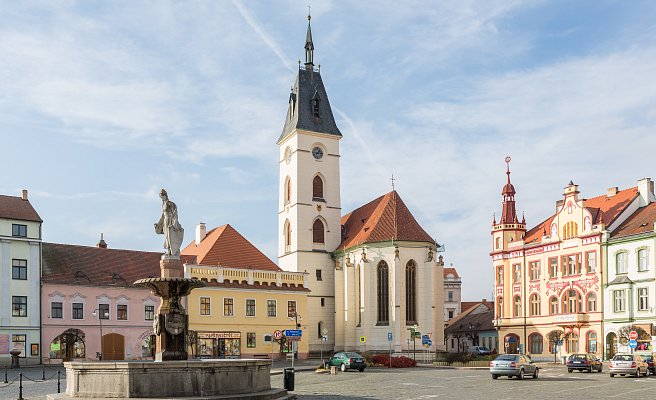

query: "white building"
xmin=443 ymin=265 xmax=462 ymax=323
xmin=0 ymin=190 xmax=42 ymax=364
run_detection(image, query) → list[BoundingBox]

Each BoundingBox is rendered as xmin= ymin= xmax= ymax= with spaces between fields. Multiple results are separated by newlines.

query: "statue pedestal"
xmin=160 ymin=256 xmax=183 ymax=278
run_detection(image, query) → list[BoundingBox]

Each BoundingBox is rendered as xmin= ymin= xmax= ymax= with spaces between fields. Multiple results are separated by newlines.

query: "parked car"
xmin=641 ymin=354 xmax=655 ymax=374
xmin=471 ymin=346 xmax=491 ymax=356
xmin=325 ymin=351 xmax=366 ymax=372
xmin=609 ymin=354 xmax=650 ymax=377
xmin=490 ymin=354 xmax=539 ymax=380
xmin=566 ymin=353 xmax=603 ymax=373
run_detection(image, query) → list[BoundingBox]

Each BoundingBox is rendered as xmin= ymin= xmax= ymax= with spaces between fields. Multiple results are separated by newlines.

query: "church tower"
xmin=491 ymin=157 xmax=526 ymax=253
xmin=277 ymin=14 xmax=341 ymax=353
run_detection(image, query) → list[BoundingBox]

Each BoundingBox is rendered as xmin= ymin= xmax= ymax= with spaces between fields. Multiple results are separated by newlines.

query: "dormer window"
xmin=311 ymin=91 xmax=321 ymax=118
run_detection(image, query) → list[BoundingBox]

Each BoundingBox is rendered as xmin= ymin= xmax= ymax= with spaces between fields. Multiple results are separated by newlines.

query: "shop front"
xmin=197 ymin=332 xmax=241 ymax=359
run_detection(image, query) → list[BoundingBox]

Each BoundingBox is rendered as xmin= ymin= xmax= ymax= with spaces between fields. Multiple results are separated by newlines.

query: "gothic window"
xmin=356 ymin=264 xmax=362 ymax=327
xmin=513 ymin=296 xmax=521 ymax=317
xmin=405 ymin=261 xmax=417 ymax=324
xmin=313 ymin=175 xmax=324 ymax=199
xmin=312 ymin=219 xmax=325 ymax=244
xmin=529 ymin=294 xmax=540 ymax=316
xmin=284 ymin=220 xmax=291 ymax=253
xmin=377 ymin=261 xmax=389 ymax=325
xmin=285 ymin=177 xmax=292 ymax=205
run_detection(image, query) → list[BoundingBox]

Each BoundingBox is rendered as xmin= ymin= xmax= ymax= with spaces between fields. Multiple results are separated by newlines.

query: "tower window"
xmin=313 ymin=219 xmax=325 ymax=244
xmin=405 ymin=261 xmax=417 ymax=324
xmin=311 ymin=93 xmax=320 ymax=118
xmin=377 ymin=261 xmax=389 ymax=325
xmin=284 ymin=177 xmax=291 ymax=205
xmin=284 ymin=220 xmax=291 ymax=253
xmin=313 ymin=175 xmax=324 ymax=199
xmin=316 ymin=269 xmax=322 ymax=281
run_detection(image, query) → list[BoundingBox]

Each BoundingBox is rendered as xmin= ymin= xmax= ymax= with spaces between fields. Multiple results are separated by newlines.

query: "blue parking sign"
xmin=387 ymin=332 xmax=393 ymax=342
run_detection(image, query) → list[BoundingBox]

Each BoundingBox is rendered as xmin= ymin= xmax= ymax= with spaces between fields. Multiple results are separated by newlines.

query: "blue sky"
xmin=2 ymin=1 xmax=656 ymax=300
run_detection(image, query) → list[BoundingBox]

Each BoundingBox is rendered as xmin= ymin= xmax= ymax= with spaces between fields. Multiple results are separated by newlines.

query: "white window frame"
xmin=246 ymin=298 xmax=256 ymax=317
xmin=267 ymin=299 xmax=277 ymax=317
xmin=637 ymin=248 xmax=649 ymax=272
xmin=638 ymin=287 xmax=649 ymax=311
xmin=613 ymin=290 xmax=625 ymax=313
xmin=616 ymin=252 xmax=628 ymax=274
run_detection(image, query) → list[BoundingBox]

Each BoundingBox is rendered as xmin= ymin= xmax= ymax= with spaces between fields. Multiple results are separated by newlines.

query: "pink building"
xmin=41 ymin=241 xmax=161 ymax=362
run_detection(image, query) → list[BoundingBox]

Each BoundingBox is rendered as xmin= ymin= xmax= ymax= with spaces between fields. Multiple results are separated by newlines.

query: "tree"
xmin=546 ymin=329 xmax=564 ymax=363
xmin=617 ymin=325 xmax=649 ymax=345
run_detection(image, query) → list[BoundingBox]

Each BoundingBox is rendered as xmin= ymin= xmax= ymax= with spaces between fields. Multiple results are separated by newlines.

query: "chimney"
xmin=97 ymin=233 xmax=107 ymax=249
xmin=556 ymin=199 xmax=564 ymax=212
xmin=607 ymin=187 xmax=618 ymax=197
xmin=482 ymin=298 xmax=487 ymax=304
xmin=637 ymin=178 xmax=654 ymax=206
xmin=21 ymin=189 xmax=28 ymax=201
xmin=195 ymin=222 xmax=207 ymax=245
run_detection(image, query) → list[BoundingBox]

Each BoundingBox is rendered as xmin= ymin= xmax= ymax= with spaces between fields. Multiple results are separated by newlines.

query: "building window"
xmin=284 ymin=220 xmax=291 ymax=253
xmin=12 ymin=296 xmax=27 ymax=317
xmin=586 ymin=251 xmax=596 ymax=273
xmin=512 ymin=264 xmax=521 ymax=283
xmin=586 ymin=293 xmax=597 ymax=312
xmin=529 ymin=333 xmax=543 ymax=354
xmin=12 ymin=224 xmax=27 ymax=237
xmin=246 ymin=299 xmax=256 ymax=317
xmin=529 ymin=294 xmax=540 ymax=316
xmin=287 ymin=301 xmax=297 ymax=318
xmin=496 ymin=297 xmax=503 ymax=318
xmin=312 ymin=219 xmax=325 ymax=244
xmin=638 ymin=288 xmax=649 ymax=311
xmin=99 ymin=303 xmax=110 ymax=319
xmin=145 ymin=305 xmax=155 ymax=321
xmin=495 ymin=237 xmax=500 ymax=249
xmin=587 ymin=331 xmax=597 ymax=353
xmin=550 ymin=297 xmax=558 ymax=315
xmin=616 ymin=252 xmax=628 ymax=274
xmin=312 ymin=175 xmax=324 ymax=199
xmin=51 ymin=302 xmax=63 ymax=319
xmin=224 ymin=298 xmax=233 ymax=316
xmin=513 ymin=296 xmax=521 ymax=317
xmin=320 ymin=297 xmax=325 ymax=307
xmin=377 ymin=261 xmax=390 ymax=324
xmin=638 ymin=249 xmax=648 ymax=272
xmin=448 ymin=310 xmax=454 ymax=319
xmin=247 ymin=332 xmax=256 ymax=348
xmin=12 ymin=334 xmax=26 ymax=355
xmin=317 ymin=321 xmax=324 ymax=339
xmin=200 ymin=297 xmax=211 ymax=316
xmin=567 ymin=333 xmax=579 ymax=353
xmin=284 ymin=177 xmax=291 ymax=204
xmin=529 ymin=261 xmax=540 ymax=281
xmin=267 ymin=300 xmax=276 ymax=317
xmin=562 ymin=221 xmax=578 ymax=240
xmin=12 ymin=259 xmax=27 ymax=280
xmin=561 ymin=254 xmax=580 ymax=276
xmin=316 ymin=269 xmax=322 ymax=281
xmin=613 ymin=290 xmax=625 ymax=312
xmin=406 ymin=261 xmax=417 ymax=324
xmin=497 ymin=266 xmax=503 ymax=285
xmin=117 ymin=304 xmax=128 ymax=320
xmin=562 ymin=290 xmax=582 ymax=313
xmin=447 ymin=291 xmax=453 ymax=302
xmin=72 ymin=303 xmax=84 ymax=320
xmin=549 ymin=257 xmax=558 ymax=278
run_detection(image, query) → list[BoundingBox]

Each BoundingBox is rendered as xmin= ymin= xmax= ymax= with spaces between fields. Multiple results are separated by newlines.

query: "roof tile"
xmin=611 ymin=201 xmax=656 ymax=239
xmin=0 ymin=195 xmax=42 ymax=222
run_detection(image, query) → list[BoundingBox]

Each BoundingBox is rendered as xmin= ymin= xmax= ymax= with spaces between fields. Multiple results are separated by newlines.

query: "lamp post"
xmin=92 ymin=309 xmax=109 ymax=360
xmin=289 ymin=312 xmax=302 ymax=370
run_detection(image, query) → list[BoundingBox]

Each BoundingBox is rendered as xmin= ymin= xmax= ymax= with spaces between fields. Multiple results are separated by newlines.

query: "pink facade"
xmin=42 ymin=283 xmax=158 ymax=363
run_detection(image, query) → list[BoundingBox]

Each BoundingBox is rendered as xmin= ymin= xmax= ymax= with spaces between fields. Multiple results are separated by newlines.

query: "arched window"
xmin=529 ymin=294 xmax=540 ymax=316
xmin=549 ymin=297 xmax=558 ymax=315
xmin=562 ymin=221 xmax=579 ymax=240
xmin=586 ymin=331 xmax=597 ymax=353
xmin=567 ymin=333 xmax=579 ymax=353
xmin=586 ymin=293 xmax=597 ymax=312
xmin=284 ymin=177 xmax=291 ymax=204
xmin=317 ymin=321 xmax=323 ymax=339
xmin=405 ymin=261 xmax=417 ymax=324
xmin=528 ymin=333 xmax=543 ymax=354
xmin=312 ymin=175 xmax=324 ymax=199
xmin=495 ymin=237 xmax=500 ymax=250
xmin=377 ymin=261 xmax=389 ymax=325
xmin=513 ymin=296 xmax=521 ymax=317
xmin=312 ymin=219 xmax=325 ymax=244
xmin=638 ymin=249 xmax=648 ymax=271
xmin=496 ymin=297 xmax=503 ymax=318
xmin=284 ymin=220 xmax=291 ymax=253
xmin=616 ymin=251 xmax=628 ymax=274
xmin=562 ymin=290 xmax=582 ymax=314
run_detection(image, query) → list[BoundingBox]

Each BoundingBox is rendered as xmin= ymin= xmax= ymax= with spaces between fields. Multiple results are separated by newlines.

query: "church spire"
xmin=500 ymin=156 xmax=519 ymax=224
xmin=304 ymin=12 xmax=314 ymax=69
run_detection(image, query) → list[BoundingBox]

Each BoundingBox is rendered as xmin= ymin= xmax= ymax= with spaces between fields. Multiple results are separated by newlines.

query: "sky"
xmin=2 ymin=1 xmax=656 ymax=301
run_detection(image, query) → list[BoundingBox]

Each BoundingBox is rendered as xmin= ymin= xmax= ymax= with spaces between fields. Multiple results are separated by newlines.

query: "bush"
xmin=370 ymin=354 xmax=417 ymax=368
xmin=446 ymin=352 xmax=474 ymax=363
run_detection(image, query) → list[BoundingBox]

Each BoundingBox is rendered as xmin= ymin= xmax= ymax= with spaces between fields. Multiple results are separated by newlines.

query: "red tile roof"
xmin=524 ymin=187 xmax=638 ymax=244
xmin=182 ymin=224 xmax=280 ymax=271
xmin=338 ymin=191 xmax=434 ymax=251
xmin=42 ymin=243 xmax=162 ymax=287
xmin=443 ymin=267 xmax=460 ymax=279
xmin=611 ymin=202 xmax=656 ymax=239
xmin=461 ymin=301 xmax=494 ymax=313
xmin=0 ymin=195 xmax=42 ymax=222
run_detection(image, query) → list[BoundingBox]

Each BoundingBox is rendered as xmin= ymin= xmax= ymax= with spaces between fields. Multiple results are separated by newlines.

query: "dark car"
xmin=641 ymin=355 xmax=655 ymax=374
xmin=566 ymin=353 xmax=603 ymax=373
xmin=325 ymin=351 xmax=366 ymax=372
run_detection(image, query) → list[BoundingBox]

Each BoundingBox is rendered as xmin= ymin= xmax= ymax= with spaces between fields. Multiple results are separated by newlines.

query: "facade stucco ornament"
xmin=427 ymin=247 xmax=433 ymax=262
xmin=361 ymin=248 xmax=368 ymax=262
xmin=395 ymin=246 xmax=400 ymax=260
xmin=155 ymin=189 xmax=184 ymax=257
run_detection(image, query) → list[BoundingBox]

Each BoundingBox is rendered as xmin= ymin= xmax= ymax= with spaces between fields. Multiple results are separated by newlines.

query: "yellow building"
xmin=183 ymin=223 xmax=309 ymax=359
xmin=491 ymin=158 xmax=648 ymax=360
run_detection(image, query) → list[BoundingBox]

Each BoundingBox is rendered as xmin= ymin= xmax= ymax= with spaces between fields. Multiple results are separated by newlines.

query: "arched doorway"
xmin=49 ymin=329 xmax=85 ymax=361
xmin=504 ymin=334 xmax=520 ymax=354
xmin=606 ymin=332 xmax=617 ymax=360
xmin=102 ymin=333 xmax=125 ymax=361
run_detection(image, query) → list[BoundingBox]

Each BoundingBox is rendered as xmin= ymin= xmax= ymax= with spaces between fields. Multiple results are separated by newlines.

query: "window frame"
xmin=51 ymin=301 xmax=63 ymax=319
xmin=117 ymin=304 xmax=128 ymax=321
xmin=405 ymin=261 xmax=417 ymax=324
xmin=200 ymin=297 xmax=211 ymax=316
xmin=613 ymin=290 xmax=625 ymax=312
xmin=12 ymin=259 xmax=28 ymax=280
xmin=585 ymin=251 xmax=597 ymax=273
xmin=513 ymin=295 xmax=522 ymax=317
xmin=616 ymin=252 xmax=628 ymax=274
xmin=246 ymin=332 xmax=256 ymax=348
xmin=267 ymin=300 xmax=277 ymax=317
xmin=548 ymin=257 xmax=558 ymax=278
xmin=12 ymin=224 xmax=27 ymax=237
xmin=529 ymin=293 xmax=540 ymax=316
xmin=637 ymin=248 xmax=648 ymax=272
xmin=12 ymin=296 xmax=28 ymax=317
xmin=512 ymin=263 xmax=521 ymax=283
xmin=72 ymin=303 xmax=84 ymax=320
xmin=638 ymin=287 xmax=649 ymax=311
xmin=224 ymin=298 xmax=234 ymax=317
xmin=287 ymin=300 xmax=297 ymax=318
xmin=144 ymin=305 xmax=155 ymax=321
xmin=529 ymin=260 xmax=540 ymax=281
xmin=377 ymin=261 xmax=390 ymax=325
xmin=245 ymin=299 xmax=256 ymax=317
xmin=98 ymin=303 xmax=110 ymax=320
xmin=586 ymin=293 xmax=597 ymax=312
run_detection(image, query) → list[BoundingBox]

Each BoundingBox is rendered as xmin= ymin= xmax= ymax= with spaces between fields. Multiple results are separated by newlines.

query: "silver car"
xmin=609 ymin=354 xmax=650 ymax=378
xmin=490 ymin=354 xmax=539 ymax=380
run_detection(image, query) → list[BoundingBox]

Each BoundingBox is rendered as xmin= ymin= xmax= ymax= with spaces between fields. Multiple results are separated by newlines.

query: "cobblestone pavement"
xmin=0 ymin=366 xmax=66 ymax=400
xmin=271 ymin=365 xmax=656 ymax=400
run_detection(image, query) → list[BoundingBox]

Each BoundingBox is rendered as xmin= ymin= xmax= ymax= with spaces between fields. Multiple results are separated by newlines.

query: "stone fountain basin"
xmin=49 ymin=359 xmax=280 ymax=399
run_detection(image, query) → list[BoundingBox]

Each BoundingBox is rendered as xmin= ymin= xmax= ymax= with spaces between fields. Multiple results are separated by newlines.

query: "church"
xmin=276 ymin=15 xmax=445 ymax=354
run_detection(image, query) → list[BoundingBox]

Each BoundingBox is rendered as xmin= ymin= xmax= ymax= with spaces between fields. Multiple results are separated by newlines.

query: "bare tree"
xmin=547 ymin=329 xmax=564 ymax=363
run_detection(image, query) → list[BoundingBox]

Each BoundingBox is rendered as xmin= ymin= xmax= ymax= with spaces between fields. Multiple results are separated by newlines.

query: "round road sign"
xmin=273 ymin=330 xmax=283 ymax=340
xmin=629 ymin=331 xmax=638 ymax=340
xmin=629 ymin=339 xmax=638 ymax=349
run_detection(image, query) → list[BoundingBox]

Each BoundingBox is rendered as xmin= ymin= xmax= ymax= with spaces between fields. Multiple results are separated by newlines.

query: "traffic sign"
xmin=284 ymin=329 xmax=302 ymax=337
xmin=322 ymin=335 xmax=328 ymax=342
xmin=629 ymin=339 xmax=638 ymax=349
xmin=387 ymin=332 xmax=393 ymax=342
xmin=273 ymin=330 xmax=283 ymax=340
xmin=425 ymin=339 xmax=432 ymax=347
xmin=421 ymin=335 xmax=430 ymax=345
xmin=629 ymin=331 xmax=638 ymax=340
xmin=360 ymin=336 xmax=366 ymax=343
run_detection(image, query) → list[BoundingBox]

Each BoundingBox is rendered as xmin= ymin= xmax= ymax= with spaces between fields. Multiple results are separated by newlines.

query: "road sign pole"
xmin=389 ymin=341 xmax=392 ymax=368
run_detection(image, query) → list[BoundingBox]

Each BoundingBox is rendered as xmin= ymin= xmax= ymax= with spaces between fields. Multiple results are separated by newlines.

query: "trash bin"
xmin=283 ymin=367 xmax=295 ymax=391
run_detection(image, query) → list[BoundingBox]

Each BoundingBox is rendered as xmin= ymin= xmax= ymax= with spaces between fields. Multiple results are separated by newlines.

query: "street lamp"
xmin=92 ymin=308 xmax=109 ymax=360
xmin=288 ymin=312 xmax=302 ymax=369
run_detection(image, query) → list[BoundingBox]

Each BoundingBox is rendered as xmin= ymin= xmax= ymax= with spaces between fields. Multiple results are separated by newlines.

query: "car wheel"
xmin=635 ymin=369 xmax=640 ymax=378
xmin=358 ymin=367 xmax=365 ymax=372
xmin=492 ymin=374 xmax=499 ymax=380
xmin=340 ymin=363 xmax=347 ymax=372
xmin=598 ymin=366 xmax=603 ymax=373
xmin=588 ymin=367 xmax=592 ymax=373
xmin=567 ymin=369 xmax=573 ymax=373
xmin=518 ymin=369 xmax=524 ymax=380
xmin=644 ymin=369 xmax=650 ymax=377
xmin=610 ymin=373 xmax=614 ymax=378
xmin=533 ymin=368 xmax=539 ymax=379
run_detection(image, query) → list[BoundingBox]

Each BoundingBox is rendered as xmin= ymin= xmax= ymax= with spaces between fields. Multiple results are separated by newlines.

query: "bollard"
xmin=42 ymin=369 xmax=46 ymax=380
xmin=3 ymin=366 xmax=7 ymax=383
xmin=18 ymin=373 xmax=23 ymax=400
xmin=57 ymin=370 xmax=61 ymax=393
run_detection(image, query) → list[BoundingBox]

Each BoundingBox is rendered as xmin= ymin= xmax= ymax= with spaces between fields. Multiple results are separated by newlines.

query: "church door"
xmin=102 ymin=333 xmax=125 ymax=360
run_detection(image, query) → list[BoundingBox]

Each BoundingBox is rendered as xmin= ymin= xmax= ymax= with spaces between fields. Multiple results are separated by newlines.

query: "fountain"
xmin=48 ymin=190 xmax=290 ymax=399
